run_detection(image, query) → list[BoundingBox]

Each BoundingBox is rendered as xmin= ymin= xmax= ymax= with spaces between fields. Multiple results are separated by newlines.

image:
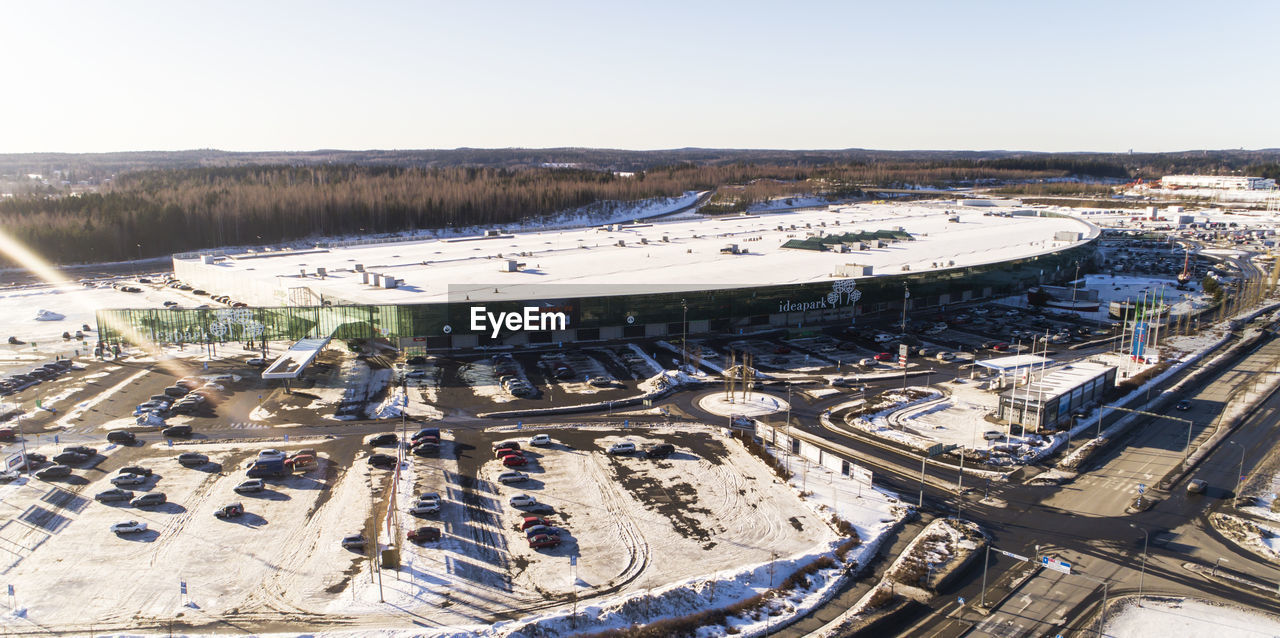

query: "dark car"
xmin=177 ymin=452 xmax=209 ymax=466
xmin=63 ymin=446 xmax=96 ymax=456
xmin=130 ymin=492 xmax=167 ymax=507
xmin=368 ymin=454 xmax=397 ymax=468
xmin=162 ymin=425 xmax=193 ymax=438
xmin=95 ymin=488 xmax=133 ymax=502
xmin=24 ymin=453 xmax=47 ymax=465
xmin=52 ymin=452 xmax=88 ymax=465
xmin=644 ymin=443 xmax=675 ymax=459
xmin=412 ymin=444 xmax=440 ymax=457
xmin=407 ymin=526 xmax=441 ymax=543
xmin=119 ymin=465 xmax=152 ymax=477
xmin=367 ymin=433 xmax=398 ymax=447
xmin=1175 ymin=400 xmax=1191 ymax=411
xmin=107 ymin=430 xmax=137 ymax=445
xmin=35 ymin=465 xmax=71 ymax=479
xmin=163 ymin=386 xmax=189 ymax=398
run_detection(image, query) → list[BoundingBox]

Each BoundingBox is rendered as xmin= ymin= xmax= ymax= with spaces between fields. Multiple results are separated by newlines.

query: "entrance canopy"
xmin=975 ymin=354 xmax=1053 ymax=375
xmin=262 ymin=337 xmax=330 ymax=379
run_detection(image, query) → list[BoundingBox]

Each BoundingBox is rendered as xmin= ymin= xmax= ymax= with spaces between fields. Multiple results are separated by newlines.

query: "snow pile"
xmin=363 ymin=384 xmax=443 ymax=421
xmin=33 ymin=309 xmax=64 ymax=321
xmin=1104 ymin=597 xmax=1280 ymax=638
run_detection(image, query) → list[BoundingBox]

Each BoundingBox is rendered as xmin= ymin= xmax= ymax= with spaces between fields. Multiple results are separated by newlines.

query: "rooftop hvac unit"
xmin=833 ymin=264 xmax=872 ymax=277
xmin=383 ymin=277 xmax=399 ymax=289
xmin=370 ymin=273 xmax=382 ymax=287
xmin=662 ymin=235 xmax=670 ymax=242
xmin=316 ymin=267 xmax=326 ymax=279
xmin=500 ymin=260 xmax=520 ymax=272
xmin=355 ymin=264 xmax=365 ymax=272
xmin=361 ymin=272 xmax=369 ymax=285
xmin=640 ymin=237 xmax=649 ymax=244
xmin=616 ymin=240 xmax=626 ymax=247
xmin=485 ymin=229 xmax=503 ymax=237
xmin=299 ymin=269 xmax=307 ymax=278
xmin=201 ymin=255 xmax=215 ymax=265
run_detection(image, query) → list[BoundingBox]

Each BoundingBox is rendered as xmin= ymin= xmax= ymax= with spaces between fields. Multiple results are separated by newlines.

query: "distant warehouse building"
xmin=1162 ymin=175 xmax=1277 ymax=191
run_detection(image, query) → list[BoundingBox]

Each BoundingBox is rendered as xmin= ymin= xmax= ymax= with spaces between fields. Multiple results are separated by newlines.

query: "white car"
xmin=530 ymin=434 xmax=552 ymax=446
xmin=257 ymin=449 xmax=286 ymax=462
xmin=497 ymin=471 xmax=528 ymax=484
xmin=607 ymin=442 xmax=636 ymax=455
xmin=416 ymin=492 xmax=441 ymax=507
xmin=509 ymin=494 xmax=537 ymax=507
xmin=409 ymin=502 xmax=440 ymax=515
xmin=111 ymin=521 xmax=147 ymax=535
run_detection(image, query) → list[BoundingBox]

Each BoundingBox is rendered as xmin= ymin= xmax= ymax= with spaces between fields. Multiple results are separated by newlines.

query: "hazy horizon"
xmin=3 ymin=0 xmax=1277 ymax=154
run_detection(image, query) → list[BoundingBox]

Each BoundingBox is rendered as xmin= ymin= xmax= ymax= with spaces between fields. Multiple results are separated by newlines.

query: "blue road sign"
xmin=1138 ymin=483 xmax=1145 ymax=494
xmin=53 ymin=435 xmax=59 ymax=445
xmin=517 ymin=421 xmax=522 ymax=430
xmin=284 ymin=434 xmax=289 ymax=442
xmin=7 ymin=584 xmax=12 ymax=596
xmin=180 ymin=581 xmax=187 ymax=595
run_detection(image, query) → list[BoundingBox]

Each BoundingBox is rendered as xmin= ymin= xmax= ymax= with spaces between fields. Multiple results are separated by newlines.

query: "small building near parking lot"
xmin=996 ymin=361 xmax=1115 ymax=433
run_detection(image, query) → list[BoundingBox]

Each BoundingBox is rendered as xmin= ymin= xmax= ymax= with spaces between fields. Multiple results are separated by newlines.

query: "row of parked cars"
xmin=491 ymin=438 xmax=564 ymax=550
xmin=1 ymin=359 xmax=73 ymax=396
xmin=134 ymin=376 xmax=229 ymax=423
xmin=606 ymin=440 xmax=675 ymax=459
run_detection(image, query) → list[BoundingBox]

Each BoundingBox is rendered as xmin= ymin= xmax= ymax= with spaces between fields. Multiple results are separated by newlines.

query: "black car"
xmin=35 ymin=465 xmax=71 ymax=479
xmin=119 ymin=465 xmax=152 ymax=477
xmin=177 ymin=452 xmax=209 ymax=466
xmin=162 ymin=425 xmax=193 ymax=438
xmin=63 ymin=446 xmax=97 ymax=457
xmin=163 ymin=386 xmax=189 ymax=398
xmin=52 ymin=452 xmax=88 ymax=465
xmin=368 ymin=453 xmax=397 ymax=468
xmin=107 ymin=430 xmax=137 ymax=445
xmin=95 ymin=488 xmax=133 ymax=502
xmin=130 ymin=492 xmax=167 ymax=507
xmin=1175 ymin=400 xmax=1192 ymax=411
xmin=644 ymin=443 xmax=675 ymax=459
xmin=25 ymin=453 xmax=47 ymax=465
xmin=367 ymin=433 xmax=398 ymax=447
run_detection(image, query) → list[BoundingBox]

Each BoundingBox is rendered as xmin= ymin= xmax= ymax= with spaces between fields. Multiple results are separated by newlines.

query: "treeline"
xmin=0 ymin=161 xmax=1116 ymax=265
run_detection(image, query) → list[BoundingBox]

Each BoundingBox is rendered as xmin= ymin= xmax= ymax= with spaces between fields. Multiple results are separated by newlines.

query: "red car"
xmin=521 ymin=516 xmax=552 ymax=531
xmin=992 ymin=343 xmax=1011 ymax=352
xmin=502 ymin=454 xmax=528 ymax=467
xmin=874 ymin=352 xmax=893 ymax=362
xmin=528 ymin=533 xmax=560 ymax=549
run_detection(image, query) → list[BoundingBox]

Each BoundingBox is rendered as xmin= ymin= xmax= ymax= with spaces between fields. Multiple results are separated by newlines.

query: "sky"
xmin=2 ymin=0 xmax=1278 ymax=154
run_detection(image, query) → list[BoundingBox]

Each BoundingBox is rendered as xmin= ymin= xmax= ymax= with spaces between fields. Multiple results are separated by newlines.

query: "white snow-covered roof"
xmin=1001 ymin=361 xmax=1114 ymax=403
xmin=977 ymin=354 xmax=1053 ymax=372
xmin=174 ymin=202 xmax=1096 ymax=305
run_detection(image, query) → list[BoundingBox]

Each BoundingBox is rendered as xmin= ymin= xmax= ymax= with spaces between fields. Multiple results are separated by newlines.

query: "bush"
xmin=732 ymin=430 xmax=793 ymax=481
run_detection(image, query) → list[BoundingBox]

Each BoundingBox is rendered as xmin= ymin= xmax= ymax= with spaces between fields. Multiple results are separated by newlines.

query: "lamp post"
xmin=1130 ymin=523 xmax=1148 ymax=606
xmin=681 ymin=298 xmax=688 ymax=372
xmin=1229 ymin=440 xmax=1247 ymax=506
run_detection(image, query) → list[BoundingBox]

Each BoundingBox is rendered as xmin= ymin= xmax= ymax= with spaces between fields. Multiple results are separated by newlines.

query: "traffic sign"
xmin=1041 ymin=556 xmax=1072 ymax=574
xmin=1138 ymin=483 xmax=1145 ymax=494
xmin=926 ymin=443 xmax=957 ymax=458
xmin=180 ymin=581 xmax=187 ymax=595
xmin=996 ymin=549 xmax=1030 ymax=562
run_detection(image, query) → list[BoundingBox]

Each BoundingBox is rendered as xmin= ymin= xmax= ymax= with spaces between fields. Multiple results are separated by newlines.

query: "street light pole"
xmin=1130 ymin=523 xmax=1148 ymax=606
xmin=681 ymin=299 xmax=688 ymax=372
xmin=1229 ymin=440 xmax=1247 ymax=506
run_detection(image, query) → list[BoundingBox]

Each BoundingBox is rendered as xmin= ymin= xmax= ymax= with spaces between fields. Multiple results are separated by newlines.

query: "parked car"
xmin=1187 ymin=479 xmax=1207 ymax=494
xmin=35 ymin=465 xmax=71 ymax=479
xmin=874 ymin=352 xmax=893 ymax=362
xmin=492 ymin=440 xmax=521 ymax=453
xmin=521 ymin=516 xmax=552 ymax=531
xmin=509 ymin=494 xmax=538 ymax=507
xmin=644 ymin=443 xmax=675 ymax=459
xmin=367 ymin=433 xmax=398 ymax=446
xmin=234 ymin=479 xmax=265 ymax=494
xmin=214 ymin=502 xmax=245 ymax=518
xmin=162 ymin=386 xmax=189 ymax=398
xmin=983 ymin=430 xmax=1004 ymax=441
xmin=408 ymin=526 xmax=441 ymax=543
xmin=95 ymin=488 xmax=134 ymax=503
xmin=107 ymin=430 xmax=137 ymax=445
xmin=52 ymin=452 xmax=88 ymax=465
xmin=587 ymin=376 xmax=616 ymax=388
xmin=936 ymin=351 xmax=955 ymax=362
xmin=63 ymin=445 xmax=96 ymax=456
xmin=502 ymin=454 xmax=528 ymax=467
xmin=409 ymin=501 xmax=440 ymax=516
xmin=497 ymin=471 xmax=528 ymax=484
xmin=177 ymin=452 xmax=208 ymax=466
xmin=528 ymin=533 xmax=561 ymax=549
xmin=341 ymin=534 xmax=366 ymax=550
xmin=368 ymin=453 xmax=397 ymax=468
xmin=246 ymin=358 xmax=270 ymax=367
xmin=607 ymin=441 xmax=636 ymax=455
xmin=530 ymin=434 xmax=552 ymax=446
xmin=0 ymin=470 xmax=20 ymax=483
xmin=162 ymin=425 xmax=192 ymax=438
xmin=111 ymin=521 xmax=148 ymax=535
xmin=111 ymin=473 xmax=146 ymax=486
xmin=411 ymin=444 xmax=440 ymax=457
xmin=1175 ymin=400 xmax=1191 ymax=411
xmin=130 ymin=492 xmax=167 ymax=507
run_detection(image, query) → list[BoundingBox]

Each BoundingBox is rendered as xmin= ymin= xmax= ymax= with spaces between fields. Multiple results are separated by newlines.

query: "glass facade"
xmin=98 ymin=240 xmax=1098 ymax=346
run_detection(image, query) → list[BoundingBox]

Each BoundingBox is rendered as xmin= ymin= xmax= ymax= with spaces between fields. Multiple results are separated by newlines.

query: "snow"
xmin=697 ymin=391 xmax=789 ymax=417
xmin=1104 ymin=597 xmax=1280 ymax=638
xmin=172 ymin=203 xmax=1095 ymax=307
